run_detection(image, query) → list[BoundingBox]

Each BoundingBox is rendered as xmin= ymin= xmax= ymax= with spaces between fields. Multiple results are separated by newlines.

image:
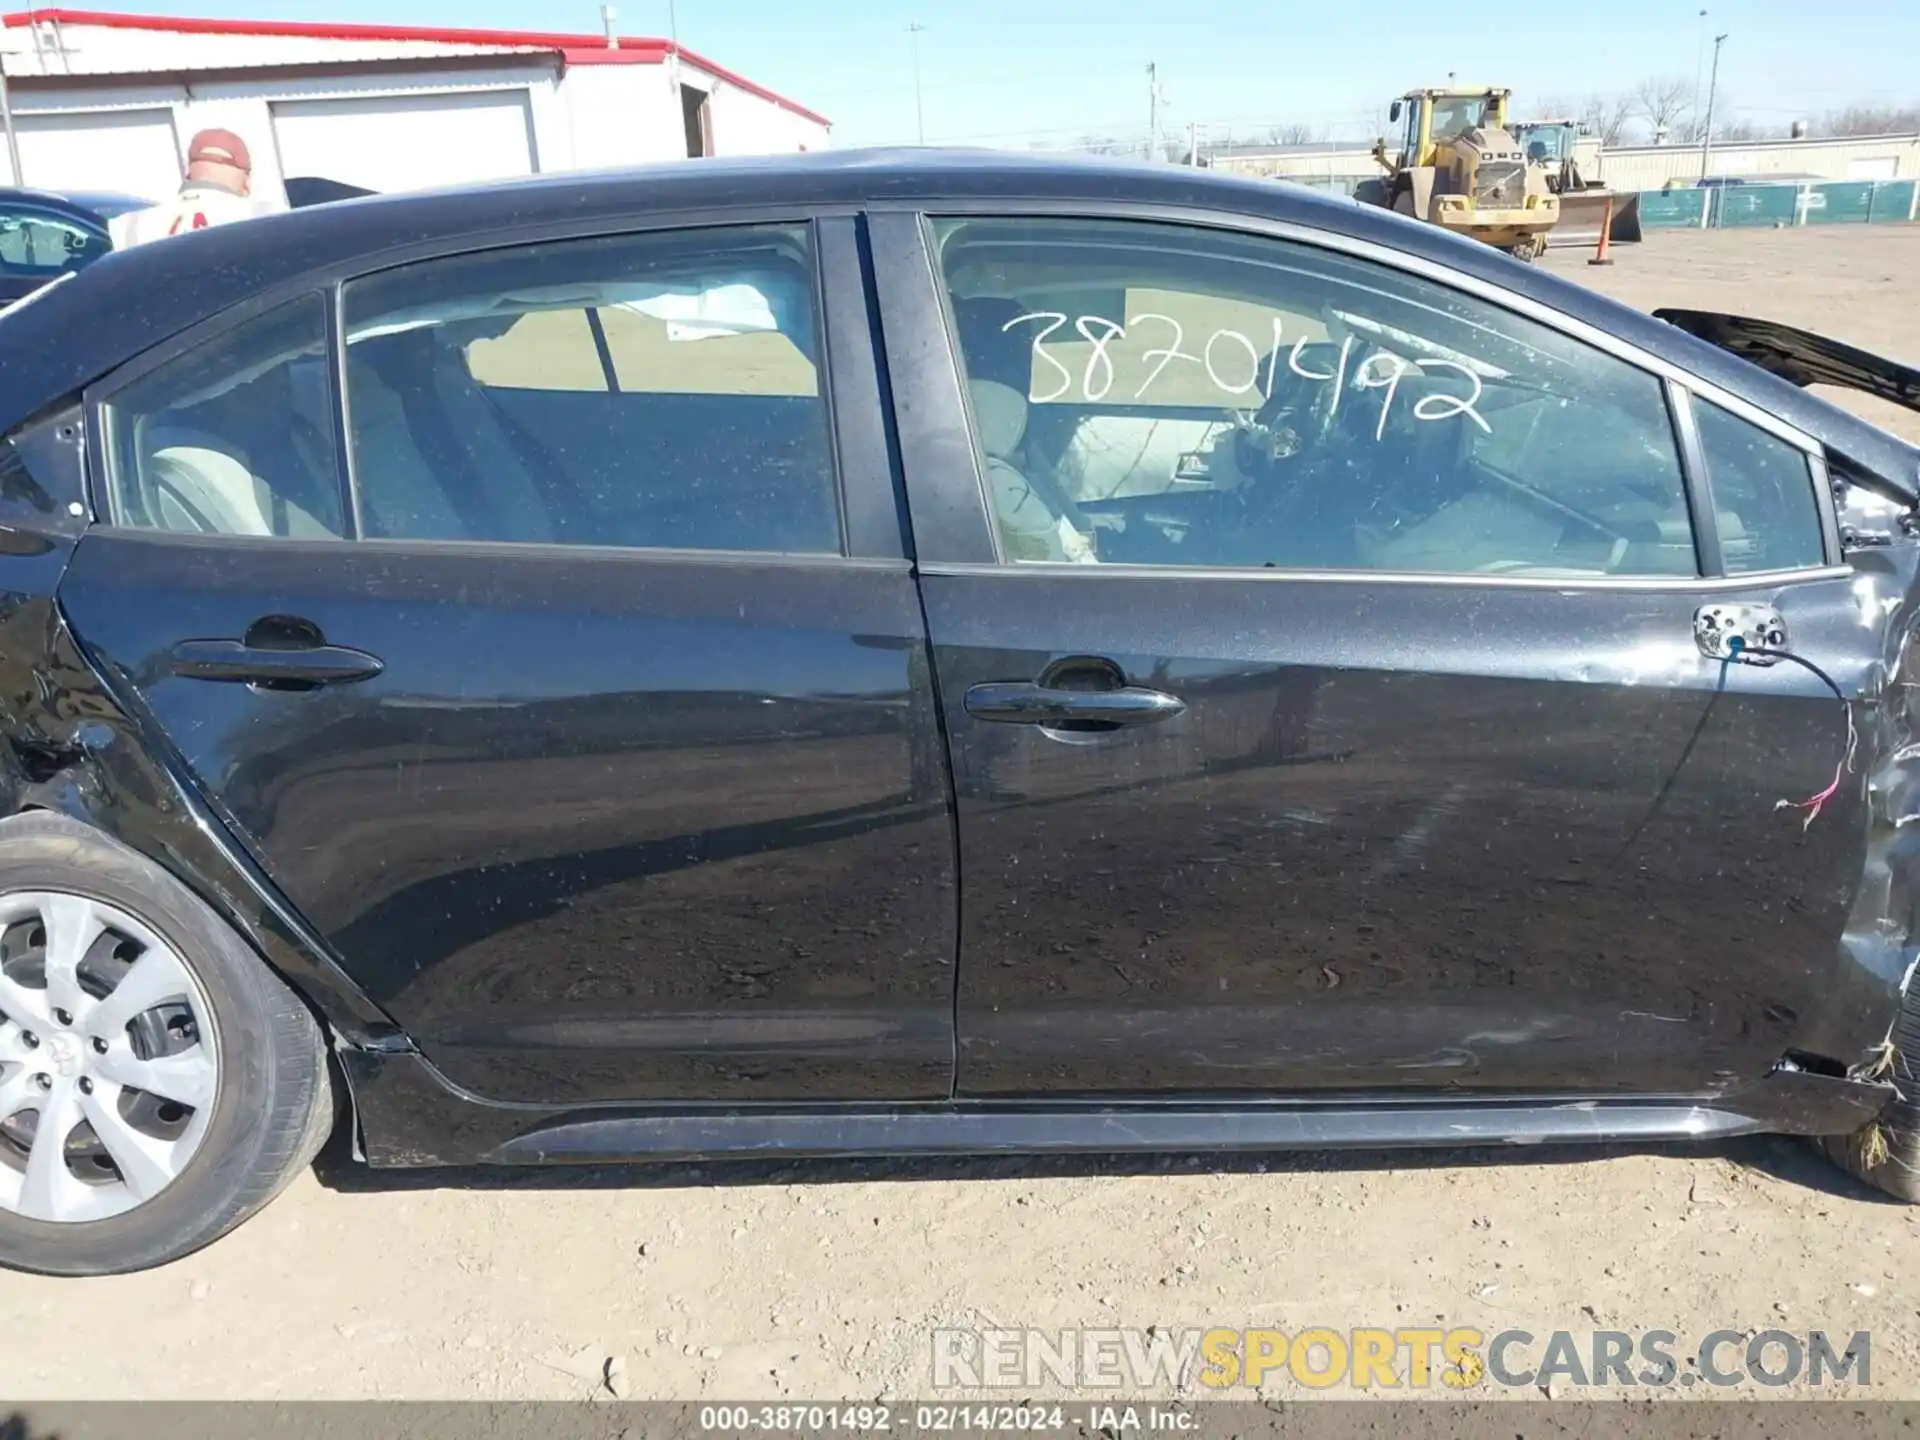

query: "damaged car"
xmin=1 ymin=149 xmax=1918 ymax=1275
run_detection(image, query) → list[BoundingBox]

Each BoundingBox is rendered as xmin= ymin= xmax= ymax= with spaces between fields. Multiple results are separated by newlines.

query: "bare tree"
xmin=1820 ymin=102 xmax=1920 ymax=136
xmin=1631 ymin=75 xmax=1694 ymax=142
xmin=1713 ymin=116 xmax=1767 ymax=144
xmin=1577 ymin=92 xmax=1635 ymax=147
xmin=1266 ymin=122 xmax=1319 ymax=146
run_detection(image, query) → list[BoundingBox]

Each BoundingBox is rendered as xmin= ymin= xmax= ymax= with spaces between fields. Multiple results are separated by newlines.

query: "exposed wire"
xmin=1738 ymin=642 xmax=1858 ymax=831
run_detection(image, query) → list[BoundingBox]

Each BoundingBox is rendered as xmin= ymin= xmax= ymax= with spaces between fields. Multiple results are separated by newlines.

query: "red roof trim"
xmin=559 ymin=46 xmax=664 ymax=66
xmin=0 ymin=8 xmax=831 ymax=125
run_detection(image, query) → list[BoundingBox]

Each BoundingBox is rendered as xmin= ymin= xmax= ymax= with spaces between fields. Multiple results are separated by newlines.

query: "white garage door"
xmin=15 ymin=109 xmax=181 ymax=201
xmin=271 ymin=91 xmax=537 ymax=195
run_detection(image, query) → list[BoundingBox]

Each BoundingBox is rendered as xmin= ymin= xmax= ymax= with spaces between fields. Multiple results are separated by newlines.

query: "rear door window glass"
xmin=341 ymin=225 xmax=841 ymax=554
xmin=99 ymin=292 xmax=346 ymax=538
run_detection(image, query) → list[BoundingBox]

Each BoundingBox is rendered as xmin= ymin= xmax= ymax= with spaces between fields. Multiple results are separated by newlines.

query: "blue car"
xmin=0 ymin=189 xmax=127 ymax=307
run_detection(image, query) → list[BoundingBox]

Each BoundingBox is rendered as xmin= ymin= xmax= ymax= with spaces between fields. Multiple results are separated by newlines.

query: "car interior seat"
xmin=142 ymin=423 xmax=333 ymax=538
xmin=348 ymin=327 xmax=558 ymax=543
xmin=969 ymin=378 xmax=1097 ymax=564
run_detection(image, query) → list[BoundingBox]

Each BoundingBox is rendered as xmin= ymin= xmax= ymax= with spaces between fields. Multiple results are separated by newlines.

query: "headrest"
xmin=969 ymin=378 xmax=1028 ymax=460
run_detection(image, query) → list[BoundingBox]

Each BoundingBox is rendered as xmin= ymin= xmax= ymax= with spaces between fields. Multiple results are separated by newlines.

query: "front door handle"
xmin=169 ymin=639 xmax=385 ymax=687
xmin=964 ymin=681 xmax=1186 ymax=728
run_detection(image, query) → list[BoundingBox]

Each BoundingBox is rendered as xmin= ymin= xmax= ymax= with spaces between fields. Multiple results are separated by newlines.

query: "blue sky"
xmin=82 ymin=0 xmax=1920 ymax=149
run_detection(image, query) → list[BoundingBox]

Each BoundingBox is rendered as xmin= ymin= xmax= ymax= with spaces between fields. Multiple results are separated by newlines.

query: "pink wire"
xmin=1775 ymin=705 xmax=1858 ymax=831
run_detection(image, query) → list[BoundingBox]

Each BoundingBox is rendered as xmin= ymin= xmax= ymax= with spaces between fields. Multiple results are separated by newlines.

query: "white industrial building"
xmin=0 ymin=8 xmax=830 ymax=202
xmin=1598 ymin=132 xmax=1920 ymax=191
xmin=1204 ymin=130 xmax=1920 ymax=194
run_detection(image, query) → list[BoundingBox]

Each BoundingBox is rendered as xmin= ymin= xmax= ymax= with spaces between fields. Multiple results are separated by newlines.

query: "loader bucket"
xmin=1547 ymin=189 xmax=1643 ymax=248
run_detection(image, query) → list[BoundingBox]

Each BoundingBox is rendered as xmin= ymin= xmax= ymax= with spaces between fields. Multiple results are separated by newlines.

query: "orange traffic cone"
xmin=1589 ymin=196 xmax=1616 ymax=266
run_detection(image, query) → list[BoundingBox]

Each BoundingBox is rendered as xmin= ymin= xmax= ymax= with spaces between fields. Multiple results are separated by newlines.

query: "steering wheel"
xmin=1228 ymin=339 xmax=1349 ymax=487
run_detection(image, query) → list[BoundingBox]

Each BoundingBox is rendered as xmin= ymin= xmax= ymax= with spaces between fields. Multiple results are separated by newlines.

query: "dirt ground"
xmin=7 ymin=223 xmax=1920 ymax=1405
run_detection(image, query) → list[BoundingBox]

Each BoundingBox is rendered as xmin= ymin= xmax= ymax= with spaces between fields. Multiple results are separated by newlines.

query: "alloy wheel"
xmin=0 ymin=891 xmax=219 ymax=1223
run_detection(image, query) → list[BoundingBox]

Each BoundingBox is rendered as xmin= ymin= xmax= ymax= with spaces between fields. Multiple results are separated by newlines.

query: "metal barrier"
xmin=1640 ymin=178 xmax=1919 ymax=229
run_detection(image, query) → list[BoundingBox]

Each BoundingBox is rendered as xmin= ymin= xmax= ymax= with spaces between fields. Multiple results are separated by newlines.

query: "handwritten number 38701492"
xmin=1001 ymin=312 xmax=1494 ymax=442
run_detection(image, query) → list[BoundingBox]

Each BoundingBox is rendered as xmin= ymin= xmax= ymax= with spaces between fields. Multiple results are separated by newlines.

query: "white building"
xmin=1203 ymin=130 xmax=1920 ymax=196
xmin=1597 ymin=132 xmax=1920 ymax=191
xmin=0 ymin=8 xmax=831 ymax=202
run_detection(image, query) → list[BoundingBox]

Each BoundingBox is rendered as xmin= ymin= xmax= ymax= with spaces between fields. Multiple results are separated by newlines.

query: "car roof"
xmin=1 ymin=146 xmax=1913 ymax=489
xmin=57 ymin=189 xmax=157 ymax=219
xmin=0 ymin=186 xmax=111 ymax=225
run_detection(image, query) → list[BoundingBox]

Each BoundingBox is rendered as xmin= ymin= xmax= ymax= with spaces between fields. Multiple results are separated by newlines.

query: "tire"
xmin=1351 ymin=178 xmax=1389 ymax=209
xmin=1821 ymin=983 xmax=1920 ymax=1200
xmin=0 ymin=811 xmax=333 ymax=1274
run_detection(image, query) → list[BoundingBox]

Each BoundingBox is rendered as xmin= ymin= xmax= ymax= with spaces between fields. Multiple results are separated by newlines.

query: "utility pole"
xmin=665 ymin=0 xmax=683 ymax=99
xmin=0 ymin=58 xmax=20 ymax=187
xmin=1147 ymin=62 xmax=1159 ymax=161
xmin=1188 ymin=119 xmax=1199 ymax=167
xmin=907 ymin=23 xmax=926 ymax=145
xmin=1699 ymin=30 xmax=1728 ymax=181
xmin=1692 ymin=8 xmax=1709 ymax=131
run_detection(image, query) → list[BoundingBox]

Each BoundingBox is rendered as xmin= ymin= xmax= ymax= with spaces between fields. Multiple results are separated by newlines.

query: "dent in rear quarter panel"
xmin=0 ymin=413 xmax=401 ymax=1046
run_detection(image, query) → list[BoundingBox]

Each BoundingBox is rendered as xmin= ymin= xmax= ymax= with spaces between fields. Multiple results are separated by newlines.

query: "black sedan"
xmin=0 ymin=150 xmax=1918 ymax=1276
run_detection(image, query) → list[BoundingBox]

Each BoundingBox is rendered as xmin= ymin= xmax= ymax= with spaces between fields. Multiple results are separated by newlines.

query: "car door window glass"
xmin=932 ymin=217 xmax=1695 ymax=578
xmin=1693 ymin=398 xmax=1825 ymax=574
xmin=342 ymin=225 xmax=840 ymax=554
xmin=100 ymin=292 xmax=346 ymax=538
xmin=0 ymin=206 xmax=108 ymax=284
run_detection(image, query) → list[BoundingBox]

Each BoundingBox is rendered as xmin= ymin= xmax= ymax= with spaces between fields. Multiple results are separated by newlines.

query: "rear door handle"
xmin=169 ymin=639 xmax=385 ymax=687
xmin=964 ymin=681 xmax=1186 ymax=727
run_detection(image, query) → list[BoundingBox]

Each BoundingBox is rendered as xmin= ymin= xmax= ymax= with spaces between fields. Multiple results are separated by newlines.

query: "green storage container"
xmin=1806 ymin=182 xmax=1874 ymax=224
xmin=1636 ymin=188 xmax=1708 ymax=228
xmin=1711 ymin=184 xmax=1802 ymax=228
xmin=1869 ymin=180 xmax=1918 ymax=223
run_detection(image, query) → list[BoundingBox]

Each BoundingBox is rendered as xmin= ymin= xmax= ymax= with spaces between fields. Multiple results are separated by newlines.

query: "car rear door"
xmin=871 ymin=207 xmax=1862 ymax=1100
xmin=58 ymin=214 xmax=959 ymax=1105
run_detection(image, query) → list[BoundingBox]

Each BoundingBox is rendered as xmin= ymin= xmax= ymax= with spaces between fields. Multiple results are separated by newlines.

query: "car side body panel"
xmin=1 ymin=152 xmax=1918 ymax=1164
xmin=917 ymin=566 xmax=1871 ymax=1097
xmin=60 ymin=535 xmax=958 ymax=1103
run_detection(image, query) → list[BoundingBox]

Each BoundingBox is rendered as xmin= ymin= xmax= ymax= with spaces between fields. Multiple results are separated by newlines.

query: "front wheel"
xmin=0 ymin=812 xmax=333 ymax=1275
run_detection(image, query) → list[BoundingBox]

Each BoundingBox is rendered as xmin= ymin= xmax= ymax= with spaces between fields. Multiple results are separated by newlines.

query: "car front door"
xmin=59 ymin=215 xmax=958 ymax=1104
xmin=873 ymin=209 xmax=1860 ymax=1099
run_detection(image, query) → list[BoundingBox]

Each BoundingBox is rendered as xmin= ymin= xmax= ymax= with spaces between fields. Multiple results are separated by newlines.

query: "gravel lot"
xmin=5 ymin=223 xmax=1920 ymax=1404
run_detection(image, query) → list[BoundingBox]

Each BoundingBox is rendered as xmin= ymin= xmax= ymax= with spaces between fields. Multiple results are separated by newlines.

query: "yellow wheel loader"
xmin=1355 ymin=87 xmax=1559 ymax=260
xmin=1511 ymin=119 xmax=1644 ymax=249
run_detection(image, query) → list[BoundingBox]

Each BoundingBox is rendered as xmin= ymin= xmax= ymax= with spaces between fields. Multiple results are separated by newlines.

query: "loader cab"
xmin=1516 ymin=119 xmax=1578 ymax=166
xmin=1389 ymin=88 xmax=1507 ymax=167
